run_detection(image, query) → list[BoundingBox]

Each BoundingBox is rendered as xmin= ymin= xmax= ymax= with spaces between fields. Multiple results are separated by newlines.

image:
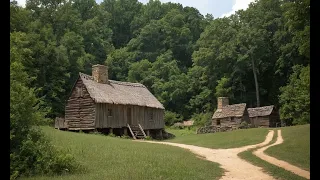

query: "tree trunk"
xmin=251 ymin=57 xmax=260 ymax=107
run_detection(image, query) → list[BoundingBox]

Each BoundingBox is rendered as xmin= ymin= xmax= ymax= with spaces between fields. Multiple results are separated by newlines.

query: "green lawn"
xmin=166 ymin=128 xmax=270 ymax=149
xmin=265 ymin=124 xmax=310 ymax=171
xmin=238 ymin=129 xmax=307 ymax=180
xmin=22 ymin=126 xmax=223 ymax=180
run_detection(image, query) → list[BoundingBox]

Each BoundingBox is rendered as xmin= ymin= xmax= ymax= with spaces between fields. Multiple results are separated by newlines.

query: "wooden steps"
xmin=127 ymin=124 xmax=147 ymax=140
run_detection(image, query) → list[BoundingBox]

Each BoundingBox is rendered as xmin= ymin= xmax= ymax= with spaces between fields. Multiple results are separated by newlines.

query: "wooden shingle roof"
xmin=247 ymin=105 xmax=274 ymax=118
xmin=212 ymin=103 xmax=247 ymax=119
xmin=79 ymin=72 xmax=165 ymax=109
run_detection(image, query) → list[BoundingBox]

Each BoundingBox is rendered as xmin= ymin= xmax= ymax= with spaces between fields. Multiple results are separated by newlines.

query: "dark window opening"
xmin=230 ymin=117 xmax=235 ymax=122
xmin=108 ymin=109 xmax=112 ymax=116
xmin=217 ymin=119 xmax=221 ymax=125
xmin=149 ymin=112 xmax=153 ymax=121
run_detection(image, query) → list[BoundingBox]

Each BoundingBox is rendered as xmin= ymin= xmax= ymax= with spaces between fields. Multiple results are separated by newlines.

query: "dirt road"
xmin=138 ymin=130 xmax=276 ymax=180
xmin=253 ymin=129 xmax=310 ymax=179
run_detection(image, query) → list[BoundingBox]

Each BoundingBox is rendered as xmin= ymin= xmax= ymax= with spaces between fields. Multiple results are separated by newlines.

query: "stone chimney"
xmin=92 ymin=64 xmax=108 ymax=84
xmin=217 ymin=97 xmax=229 ymax=109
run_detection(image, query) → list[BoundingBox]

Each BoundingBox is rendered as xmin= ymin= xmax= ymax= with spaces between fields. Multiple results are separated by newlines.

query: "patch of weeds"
xmin=145 ymin=136 xmax=152 ymax=140
xmin=121 ymin=135 xmax=130 ymax=139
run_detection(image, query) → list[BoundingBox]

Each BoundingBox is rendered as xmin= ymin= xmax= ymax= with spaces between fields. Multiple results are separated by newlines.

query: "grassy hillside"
xmin=22 ymin=126 xmax=223 ymax=180
xmin=265 ymin=124 xmax=310 ymax=171
xmin=166 ymin=128 xmax=270 ymax=149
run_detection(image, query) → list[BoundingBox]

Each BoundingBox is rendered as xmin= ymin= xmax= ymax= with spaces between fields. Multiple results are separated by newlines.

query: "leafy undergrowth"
xmin=238 ymin=129 xmax=307 ymax=180
xmin=265 ymin=124 xmax=310 ymax=171
xmin=166 ymin=127 xmax=269 ymax=149
xmin=22 ymin=126 xmax=223 ymax=180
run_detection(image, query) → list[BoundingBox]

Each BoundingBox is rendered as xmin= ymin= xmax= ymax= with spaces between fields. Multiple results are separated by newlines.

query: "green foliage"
xmin=108 ymin=133 xmax=116 ymax=137
xmin=279 ymin=65 xmax=310 ymax=125
xmin=164 ymin=111 xmax=183 ymax=126
xmin=239 ymin=121 xmax=249 ymax=129
xmin=11 ymin=0 xmax=309 ymax=148
xmin=10 ymin=41 xmax=77 ymax=179
xmin=191 ymin=112 xmax=212 ymax=127
xmin=145 ymin=136 xmax=153 ymax=140
xmin=215 ymin=77 xmax=233 ymax=98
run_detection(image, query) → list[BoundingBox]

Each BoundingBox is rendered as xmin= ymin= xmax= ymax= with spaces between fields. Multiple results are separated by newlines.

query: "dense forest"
xmin=10 ymin=0 xmax=309 ymax=177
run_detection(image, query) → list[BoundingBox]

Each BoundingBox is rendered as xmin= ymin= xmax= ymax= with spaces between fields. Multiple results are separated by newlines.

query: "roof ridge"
xmin=79 ymin=72 xmax=146 ymax=88
xmin=247 ymin=105 xmax=274 ymax=110
xmin=109 ymin=80 xmax=146 ymax=88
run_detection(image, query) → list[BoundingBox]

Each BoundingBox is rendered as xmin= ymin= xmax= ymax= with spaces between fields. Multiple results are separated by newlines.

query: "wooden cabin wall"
xmin=250 ymin=117 xmax=260 ymax=127
xmin=65 ymin=78 xmax=95 ymax=129
xmin=140 ymin=107 xmax=164 ymax=130
xmin=95 ymin=104 xmax=164 ymax=129
xmin=95 ymin=104 xmax=127 ymax=128
xmin=269 ymin=110 xmax=280 ymax=127
xmin=257 ymin=116 xmax=270 ymax=127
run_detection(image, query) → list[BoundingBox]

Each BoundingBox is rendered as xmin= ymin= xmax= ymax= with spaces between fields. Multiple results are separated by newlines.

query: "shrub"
xmin=10 ymin=49 xmax=77 ymax=179
xmin=279 ymin=65 xmax=310 ymax=125
xmin=239 ymin=121 xmax=249 ymax=129
xmin=192 ymin=112 xmax=213 ymax=127
xmin=164 ymin=111 xmax=183 ymax=126
xmin=108 ymin=133 xmax=116 ymax=137
xmin=145 ymin=136 xmax=152 ymax=140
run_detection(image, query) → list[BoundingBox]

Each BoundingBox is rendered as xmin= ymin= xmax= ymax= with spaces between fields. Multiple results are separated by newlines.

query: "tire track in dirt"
xmin=253 ymin=129 xmax=310 ymax=179
xmin=137 ymin=130 xmax=275 ymax=180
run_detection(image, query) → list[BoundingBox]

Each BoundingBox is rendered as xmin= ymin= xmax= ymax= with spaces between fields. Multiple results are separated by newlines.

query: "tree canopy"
xmin=11 ymin=0 xmax=309 ymax=130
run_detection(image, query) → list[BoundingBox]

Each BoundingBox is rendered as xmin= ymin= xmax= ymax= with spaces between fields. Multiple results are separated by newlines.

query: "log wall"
xmin=65 ymin=78 xmax=95 ymax=129
xmin=95 ymin=104 xmax=164 ymax=130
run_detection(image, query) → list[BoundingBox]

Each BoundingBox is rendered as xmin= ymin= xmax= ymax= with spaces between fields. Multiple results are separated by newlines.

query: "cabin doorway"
xmin=127 ymin=108 xmax=132 ymax=125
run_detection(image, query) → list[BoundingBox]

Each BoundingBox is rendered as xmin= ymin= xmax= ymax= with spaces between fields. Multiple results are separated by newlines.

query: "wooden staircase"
xmin=127 ymin=124 xmax=147 ymax=140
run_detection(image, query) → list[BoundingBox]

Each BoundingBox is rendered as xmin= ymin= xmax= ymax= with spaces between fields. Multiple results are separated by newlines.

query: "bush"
xmin=192 ymin=112 xmax=213 ymax=127
xmin=279 ymin=65 xmax=310 ymax=125
xmin=108 ymin=133 xmax=116 ymax=137
xmin=164 ymin=111 xmax=183 ymax=126
xmin=145 ymin=136 xmax=153 ymax=140
xmin=239 ymin=121 xmax=249 ymax=129
xmin=10 ymin=52 xmax=77 ymax=179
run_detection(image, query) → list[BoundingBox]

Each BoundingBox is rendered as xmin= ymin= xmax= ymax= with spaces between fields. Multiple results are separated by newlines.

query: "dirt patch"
xmin=253 ymin=129 xmax=310 ymax=179
xmin=137 ymin=130 xmax=276 ymax=180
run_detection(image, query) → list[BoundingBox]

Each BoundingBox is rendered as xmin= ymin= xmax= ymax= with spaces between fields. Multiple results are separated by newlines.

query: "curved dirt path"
xmin=253 ymin=129 xmax=310 ymax=179
xmin=137 ymin=130 xmax=275 ymax=180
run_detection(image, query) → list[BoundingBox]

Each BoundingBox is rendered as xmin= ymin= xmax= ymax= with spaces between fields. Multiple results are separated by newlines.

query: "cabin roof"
xmin=212 ymin=103 xmax=247 ymax=119
xmin=78 ymin=72 xmax=164 ymax=109
xmin=247 ymin=105 xmax=274 ymax=118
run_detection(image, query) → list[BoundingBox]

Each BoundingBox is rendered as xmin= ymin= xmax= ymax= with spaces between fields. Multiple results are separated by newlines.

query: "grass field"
xmin=238 ymin=125 xmax=310 ymax=180
xmin=22 ymin=126 xmax=223 ymax=180
xmin=166 ymin=127 xmax=270 ymax=149
xmin=265 ymin=124 xmax=310 ymax=171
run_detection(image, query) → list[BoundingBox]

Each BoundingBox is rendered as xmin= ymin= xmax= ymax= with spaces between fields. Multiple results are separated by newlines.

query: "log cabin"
xmin=247 ymin=105 xmax=280 ymax=127
xmin=56 ymin=64 xmax=165 ymax=139
xmin=211 ymin=97 xmax=250 ymax=127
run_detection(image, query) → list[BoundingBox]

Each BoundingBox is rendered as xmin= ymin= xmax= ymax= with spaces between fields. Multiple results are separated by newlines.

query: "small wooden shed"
xmin=57 ymin=64 xmax=165 ymax=138
xmin=212 ymin=97 xmax=249 ymax=127
xmin=247 ymin=105 xmax=280 ymax=127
